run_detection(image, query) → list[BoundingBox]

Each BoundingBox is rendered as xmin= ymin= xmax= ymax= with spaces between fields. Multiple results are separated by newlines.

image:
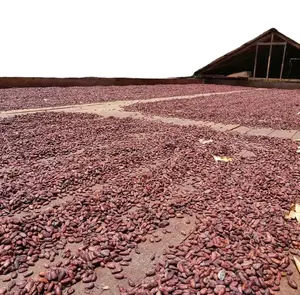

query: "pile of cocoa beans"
xmin=125 ymin=88 xmax=300 ymax=130
xmin=0 ymin=85 xmax=249 ymax=111
xmin=0 ymin=112 xmax=300 ymax=295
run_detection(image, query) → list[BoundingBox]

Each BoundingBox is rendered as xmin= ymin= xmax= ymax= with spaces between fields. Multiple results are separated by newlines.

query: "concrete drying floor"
xmin=1 ymin=89 xmax=300 ymax=295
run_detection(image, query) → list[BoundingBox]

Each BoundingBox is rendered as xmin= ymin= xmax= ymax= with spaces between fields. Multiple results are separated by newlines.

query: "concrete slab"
xmin=165 ymin=117 xmax=196 ymax=126
xmin=278 ymin=263 xmax=300 ymax=295
xmin=210 ymin=123 xmax=231 ymax=132
xmin=237 ymin=149 xmax=257 ymax=158
xmin=292 ymin=131 xmax=300 ymax=140
xmin=231 ymin=126 xmax=252 ymax=134
xmin=193 ymin=120 xmax=209 ymax=127
xmin=0 ymin=242 xmax=83 ymax=292
xmin=223 ymin=124 xmax=240 ymax=131
xmin=201 ymin=121 xmax=216 ymax=127
xmin=246 ymin=128 xmax=274 ymax=137
xmin=269 ymin=129 xmax=298 ymax=139
xmin=89 ymin=215 xmax=196 ymax=294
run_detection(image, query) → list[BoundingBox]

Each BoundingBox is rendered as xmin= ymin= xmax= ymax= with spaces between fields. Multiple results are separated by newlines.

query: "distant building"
xmin=194 ymin=28 xmax=300 ymax=80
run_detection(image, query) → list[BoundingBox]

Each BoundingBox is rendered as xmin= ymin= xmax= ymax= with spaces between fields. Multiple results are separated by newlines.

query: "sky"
xmin=0 ymin=0 xmax=299 ymax=78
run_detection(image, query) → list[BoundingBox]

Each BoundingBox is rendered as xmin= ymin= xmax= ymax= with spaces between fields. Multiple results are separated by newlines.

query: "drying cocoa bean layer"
xmin=0 ymin=84 xmax=249 ymax=112
xmin=125 ymin=89 xmax=300 ymax=129
xmin=1 ymin=112 xmax=300 ymax=295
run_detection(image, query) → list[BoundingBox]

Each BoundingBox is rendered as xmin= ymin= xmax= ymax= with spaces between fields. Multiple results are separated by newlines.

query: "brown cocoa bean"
xmin=67 ymin=287 xmax=75 ymax=294
xmin=55 ymin=285 xmax=62 ymax=295
xmin=106 ymin=262 xmax=116 ymax=269
xmin=11 ymin=273 xmax=18 ymax=279
xmin=18 ymin=268 xmax=28 ymax=273
xmin=23 ymin=270 xmax=34 ymax=278
xmin=38 ymin=277 xmax=49 ymax=284
xmin=111 ymin=267 xmax=123 ymax=274
xmin=37 ymin=282 xmax=44 ymax=294
xmin=128 ymin=279 xmax=136 ymax=287
xmin=287 ymin=277 xmax=298 ymax=289
xmin=47 ymin=281 xmax=55 ymax=292
xmin=7 ymin=280 xmax=16 ymax=291
xmin=120 ymin=261 xmax=129 ymax=266
xmin=146 ymin=269 xmax=156 ymax=277
xmin=2 ymin=276 xmax=11 ymax=283
xmin=114 ymin=274 xmax=124 ymax=280
xmin=85 ymin=282 xmax=94 ymax=290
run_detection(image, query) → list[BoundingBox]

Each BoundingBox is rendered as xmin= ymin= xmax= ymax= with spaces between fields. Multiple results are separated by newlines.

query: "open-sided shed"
xmin=194 ymin=28 xmax=300 ymax=80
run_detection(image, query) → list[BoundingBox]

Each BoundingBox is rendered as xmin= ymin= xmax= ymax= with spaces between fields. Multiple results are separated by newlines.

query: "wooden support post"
xmin=266 ymin=33 xmax=274 ymax=79
xmin=280 ymin=43 xmax=287 ymax=80
xmin=253 ymin=44 xmax=258 ymax=78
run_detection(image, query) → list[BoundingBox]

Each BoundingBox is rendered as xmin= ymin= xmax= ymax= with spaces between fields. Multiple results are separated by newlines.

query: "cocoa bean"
xmin=7 ymin=280 xmax=16 ymax=291
xmin=114 ymin=274 xmax=124 ymax=280
xmin=85 ymin=282 xmax=94 ymax=290
xmin=82 ymin=276 xmax=93 ymax=283
xmin=37 ymin=282 xmax=44 ymax=294
xmin=60 ymin=278 xmax=72 ymax=285
xmin=287 ymin=277 xmax=298 ymax=289
xmin=2 ymin=276 xmax=11 ymax=282
xmin=111 ymin=267 xmax=123 ymax=274
xmin=23 ymin=270 xmax=34 ymax=278
xmin=128 ymin=279 xmax=136 ymax=287
xmin=54 ymin=285 xmax=62 ymax=295
xmin=67 ymin=287 xmax=75 ymax=294
xmin=38 ymin=277 xmax=49 ymax=283
xmin=18 ymin=268 xmax=28 ymax=274
xmin=146 ymin=269 xmax=156 ymax=277
xmin=120 ymin=261 xmax=129 ymax=266
xmin=106 ymin=262 xmax=116 ymax=269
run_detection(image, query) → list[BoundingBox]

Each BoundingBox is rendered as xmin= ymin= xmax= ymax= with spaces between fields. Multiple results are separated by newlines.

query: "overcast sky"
xmin=1 ymin=0 xmax=299 ymax=78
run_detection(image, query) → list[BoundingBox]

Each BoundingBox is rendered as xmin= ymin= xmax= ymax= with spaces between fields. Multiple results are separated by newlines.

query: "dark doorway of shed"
xmin=269 ymin=46 xmax=284 ymax=78
xmin=254 ymin=45 xmax=284 ymax=78
xmin=288 ymin=58 xmax=300 ymax=79
xmin=255 ymin=45 xmax=268 ymax=78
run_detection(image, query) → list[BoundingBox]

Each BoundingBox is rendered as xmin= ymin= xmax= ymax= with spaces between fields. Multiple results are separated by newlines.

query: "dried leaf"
xmin=285 ymin=204 xmax=300 ymax=223
xmin=212 ymin=155 xmax=232 ymax=163
xmin=293 ymin=256 xmax=300 ymax=274
xmin=295 ymin=139 xmax=300 ymax=142
xmin=199 ymin=138 xmax=213 ymax=145
xmin=285 ymin=210 xmax=297 ymax=219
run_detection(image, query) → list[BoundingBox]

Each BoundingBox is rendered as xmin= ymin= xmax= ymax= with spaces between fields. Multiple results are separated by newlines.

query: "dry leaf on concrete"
xmin=285 ymin=204 xmax=300 ymax=223
xmin=212 ymin=155 xmax=233 ymax=163
xmin=199 ymin=138 xmax=213 ymax=144
xmin=293 ymin=256 xmax=300 ymax=274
